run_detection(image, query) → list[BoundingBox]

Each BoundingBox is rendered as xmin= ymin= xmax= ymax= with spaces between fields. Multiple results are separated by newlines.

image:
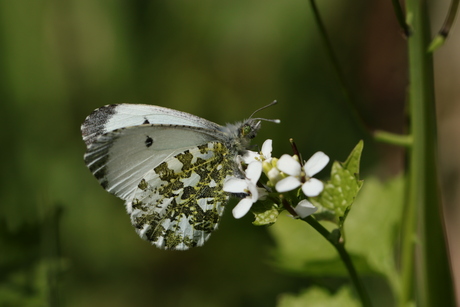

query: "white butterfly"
xmin=81 ymin=102 xmax=278 ymax=250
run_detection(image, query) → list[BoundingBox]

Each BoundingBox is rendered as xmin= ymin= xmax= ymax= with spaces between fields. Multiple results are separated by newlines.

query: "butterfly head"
xmin=240 ymin=120 xmax=261 ymax=140
xmin=224 ymin=101 xmax=280 ymax=153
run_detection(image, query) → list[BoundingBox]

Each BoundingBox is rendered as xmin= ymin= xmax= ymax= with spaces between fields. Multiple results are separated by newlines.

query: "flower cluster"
xmin=223 ymin=139 xmax=330 ymax=220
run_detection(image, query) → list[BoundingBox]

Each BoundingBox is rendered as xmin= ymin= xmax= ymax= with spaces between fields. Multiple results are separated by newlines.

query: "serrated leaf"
xmin=310 ymin=141 xmax=364 ymax=226
xmin=251 ymin=201 xmax=280 ymax=225
xmin=253 ymin=207 xmax=279 ymax=226
xmin=342 ymin=140 xmax=363 ymax=175
xmin=312 ymin=162 xmax=363 ymax=215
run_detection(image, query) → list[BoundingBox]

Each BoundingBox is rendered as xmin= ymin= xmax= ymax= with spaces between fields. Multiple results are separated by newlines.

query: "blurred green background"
xmin=1 ymin=1 xmax=458 ymax=306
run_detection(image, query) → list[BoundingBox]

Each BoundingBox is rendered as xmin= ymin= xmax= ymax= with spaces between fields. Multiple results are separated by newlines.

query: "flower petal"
xmin=277 ymin=154 xmax=301 ymax=176
xmin=301 ymin=178 xmax=324 ymax=197
xmin=246 ymin=180 xmax=259 ymax=201
xmin=256 ymin=187 xmax=268 ymax=200
xmin=246 ymin=161 xmax=263 ymax=183
xmin=294 ymin=200 xmax=317 ymax=218
xmin=241 ymin=150 xmax=259 ymax=164
xmin=232 ymin=198 xmax=254 ymax=219
xmin=303 ymin=151 xmax=329 ymax=177
xmin=261 ymin=139 xmax=273 ymax=159
xmin=275 ymin=176 xmax=301 ymax=192
xmin=223 ymin=178 xmax=247 ymax=193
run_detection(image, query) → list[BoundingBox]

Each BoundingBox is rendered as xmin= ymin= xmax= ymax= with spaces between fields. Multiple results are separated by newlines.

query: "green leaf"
xmin=341 ymin=140 xmax=363 ymax=174
xmin=277 ymin=286 xmax=360 ymax=307
xmin=269 ymin=214 xmax=372 ymax=277
xmin=251 ymin=200 xmax=280 ymax=226
xmin=252 ymin=207 xmax=280 ymax=226
xmin=310 ymin=141 xmax=364 ymax=228
xmin=269 ymin=175 xmax=404 ymax=293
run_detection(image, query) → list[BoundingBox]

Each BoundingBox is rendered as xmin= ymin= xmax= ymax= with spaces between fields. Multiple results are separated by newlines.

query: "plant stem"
xmin=402 ymin=0 xmax=456 ymax=306
xmin=308 ymin=0 xmax=368 ymax=136
xmin=373 ymin=130 xmax=413 ymax=147
xmin=303 ymin=216 xmax=373 ymax=307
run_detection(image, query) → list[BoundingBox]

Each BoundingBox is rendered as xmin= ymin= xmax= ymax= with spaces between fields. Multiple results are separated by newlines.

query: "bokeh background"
xmin=1 ymin=1 xmax=458 ymax=306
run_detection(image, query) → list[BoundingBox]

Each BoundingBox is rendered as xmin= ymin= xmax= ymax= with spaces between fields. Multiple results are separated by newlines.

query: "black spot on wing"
xmin=81 ymin=104 xmax=118 ymax=146
xmin=145 ymin=136 xmax=153 ymax=147
xmin=143 ymin=118 xmax=150 ymax=124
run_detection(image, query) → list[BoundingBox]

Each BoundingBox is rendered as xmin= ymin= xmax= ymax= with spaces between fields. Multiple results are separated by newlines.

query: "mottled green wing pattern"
xmin=126 ymin=142 xmax=235 ymax=250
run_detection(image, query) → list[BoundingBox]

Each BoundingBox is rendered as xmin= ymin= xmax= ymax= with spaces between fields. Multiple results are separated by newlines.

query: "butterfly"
xmin=81 ymin=102 xmax=278 ymax=250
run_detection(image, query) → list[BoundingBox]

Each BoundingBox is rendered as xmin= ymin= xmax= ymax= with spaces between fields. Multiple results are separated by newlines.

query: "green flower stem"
xmin=373 ymin=130 xmax=413 ymax=147
xmin=403 ymin=0 xmax=456 ymax=306
xmin=303 ymin=216 xmax=373 ymax=307
xmin=281 ymin=196 xmax=298 ymax=217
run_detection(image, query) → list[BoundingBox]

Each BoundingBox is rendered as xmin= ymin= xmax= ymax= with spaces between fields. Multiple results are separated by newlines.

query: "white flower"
xmin=223 ymin=161 xmax=265 ymax=219
xmin=275 ymin=151 xmax=329 ymax=197
xmin=266 ymin=165 xmax=282 ymax=185
xmin=294 ymin=199 xmax=318 ymax=218
xmin=242 ymin=139 xmax=273 ymax=164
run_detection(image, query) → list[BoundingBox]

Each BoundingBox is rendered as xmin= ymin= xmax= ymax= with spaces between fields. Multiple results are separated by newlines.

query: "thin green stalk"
xmin=303 ymin=216 xmax=373 ymax=307
xmin=308 ymin=0 xmax=368 ymax=135
xmin=373 ymin=130 xmax=413 ymax=147
xmin=402 ymin=0 xmax=456 ymax=306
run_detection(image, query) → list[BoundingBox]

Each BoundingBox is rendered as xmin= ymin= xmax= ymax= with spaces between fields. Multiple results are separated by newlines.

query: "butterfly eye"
xmin=241 ymin=124 xmax=252 ymax=138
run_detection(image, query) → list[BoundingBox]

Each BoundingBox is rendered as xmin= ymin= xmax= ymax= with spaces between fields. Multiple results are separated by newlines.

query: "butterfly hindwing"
xmin=127 ymin=142 xmax=234 ymax=250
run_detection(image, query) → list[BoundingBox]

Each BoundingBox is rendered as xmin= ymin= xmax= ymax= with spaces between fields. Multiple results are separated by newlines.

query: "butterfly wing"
xmin=81 ymin=104 xmax=241 ymax=249
xmin=83 ymin=124 xmax=228 ymax=200
xmin=82 ymin=104 xmax=224 ymax=147
xmin=128 ymin=142 xmax=234 ymax=250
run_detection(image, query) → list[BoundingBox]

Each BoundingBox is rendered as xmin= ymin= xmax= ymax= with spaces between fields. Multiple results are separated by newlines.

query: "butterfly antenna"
xmin=249 ymin=100 xmax=278 ymax=119
xmin=249 ymin=100 xmax=280 ymax=123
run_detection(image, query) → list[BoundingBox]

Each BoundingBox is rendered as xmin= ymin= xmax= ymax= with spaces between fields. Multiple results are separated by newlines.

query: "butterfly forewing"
xmin=82 ymin=104 xmax=224 ymax=146
xmin=127 ymin=142 xmax=234 ymax=250
xmin=84 ymin=124 xmax=226 ymax=200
